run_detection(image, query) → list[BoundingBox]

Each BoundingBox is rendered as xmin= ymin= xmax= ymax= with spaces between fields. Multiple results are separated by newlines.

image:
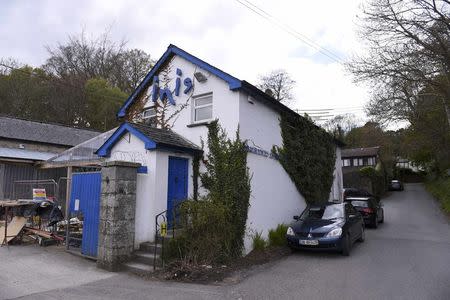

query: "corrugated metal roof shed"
xmin=0 ymin=116 xmax=100 ymax=147
xmin=0 ymin=147 xmax=57 ymax=161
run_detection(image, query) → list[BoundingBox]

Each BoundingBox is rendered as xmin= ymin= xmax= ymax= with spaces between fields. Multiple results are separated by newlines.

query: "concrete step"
xmin=134 ymin=251 xmax=160 ymax=265
xmin=139 ymin=242 xmax=163 ymax=254
xmin=122 ymin=261 xmax=157 ymax=275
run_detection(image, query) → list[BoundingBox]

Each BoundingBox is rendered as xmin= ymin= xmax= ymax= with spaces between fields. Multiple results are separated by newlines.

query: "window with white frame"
xmin=192 ymin=93 xmax=213 ymax=122
xmin=142 ymin=106 xmax=156 ymax=121
xmin=353 ymin=158 xmax=359 ymax=166
xmin=342 ymin=159 xmax=351 ymax=167
xmin=368 ymin=157 xmax=374 ymax=166
xmin=143 ymin=106 xmax=156 ymax=119
xmin=359 ymin=158 xmax=364 ymax=166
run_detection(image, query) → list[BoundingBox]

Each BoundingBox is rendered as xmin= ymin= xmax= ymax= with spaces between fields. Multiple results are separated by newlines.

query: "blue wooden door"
xmin=167 ymin=157 xmax=189 ymax=228
xmin=69 ymin=172 xmax=101 ymax=257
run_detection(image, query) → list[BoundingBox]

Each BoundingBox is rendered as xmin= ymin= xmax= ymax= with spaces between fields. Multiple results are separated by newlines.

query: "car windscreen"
xmin=301 ymin=205 xmax=344 ymax=220
xmin=350 ymin=200 xmax=369 ymax=207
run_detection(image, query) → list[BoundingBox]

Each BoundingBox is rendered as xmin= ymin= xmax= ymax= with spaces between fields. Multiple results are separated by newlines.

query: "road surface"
xmin=2 ymin=183 xmax=449 ymax=299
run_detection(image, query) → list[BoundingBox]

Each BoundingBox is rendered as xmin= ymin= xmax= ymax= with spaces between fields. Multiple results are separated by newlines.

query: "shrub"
xmin=268 ymin=224 xmax=288 ymax=247
xmin=168 ymin=197 xmax=232 ymax=265
xmin=200 ymin=121 xmax=251 ymax=258
xmin=425 ymin=177 xmax=450 ymax=214
xmin=252 ymin=231 xmax=267 ymax=251
xmin=168 ymin=121 xmax=252 ymax=266
xmin=359 ymin=166 xmax=386 ymax=197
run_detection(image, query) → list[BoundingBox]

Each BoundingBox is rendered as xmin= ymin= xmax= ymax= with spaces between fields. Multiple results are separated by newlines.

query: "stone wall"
xmin=97 ymin=161 xmax=140 ymax=271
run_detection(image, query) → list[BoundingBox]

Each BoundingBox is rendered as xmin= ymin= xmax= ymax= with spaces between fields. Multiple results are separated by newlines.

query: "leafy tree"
xmin=0 ymin=66 xmax=54 ymax=122
xmin=257 ymin=69 xmax=296 ymax=103
xmin=85 ymin=78 xmax=127 ymax=130
xmin=0 ymin=30 xmax=154 ymax=131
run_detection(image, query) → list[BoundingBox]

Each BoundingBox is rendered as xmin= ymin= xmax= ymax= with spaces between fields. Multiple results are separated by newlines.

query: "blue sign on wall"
xmin=152 ymin=68 xmax=193 ymax=106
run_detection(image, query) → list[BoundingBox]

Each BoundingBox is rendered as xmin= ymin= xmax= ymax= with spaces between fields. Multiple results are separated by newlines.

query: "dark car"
xmin=389 ymin=180 xmax=404 ymax=191
xmin=286 ymin=203 xmax=365 ymax=256
xmin=343 ymin=187 xmax=380 ymax=201
xmin=343 ymin=188 xmax=373 ymax=199
xmin=344 ymin=196 xmax=384 ymax=228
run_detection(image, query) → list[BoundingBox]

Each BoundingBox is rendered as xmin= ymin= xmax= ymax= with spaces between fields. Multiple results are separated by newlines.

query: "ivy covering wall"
xmin=275 ymin=113 xmax=337 ymax=204
xmin=168 ymin=121 xmax=251 ymax=265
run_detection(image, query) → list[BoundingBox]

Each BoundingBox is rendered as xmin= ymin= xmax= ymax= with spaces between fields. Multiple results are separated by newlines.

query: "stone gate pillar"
xmin=97 ymin=161 xmax=140 ymax=271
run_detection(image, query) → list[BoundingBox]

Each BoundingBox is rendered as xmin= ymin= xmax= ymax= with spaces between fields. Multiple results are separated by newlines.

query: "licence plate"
xmin=299 ymin=239 xmax=319 ymax=246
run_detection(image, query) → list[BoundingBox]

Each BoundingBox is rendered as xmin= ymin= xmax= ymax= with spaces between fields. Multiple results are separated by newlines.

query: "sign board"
xmin=32 ymin=188 xmax=46 ymax=201
xmin=74 ymin=199 xmax=80 ymax=211
xmin=160 ymin=222 xmax=167 ymax=237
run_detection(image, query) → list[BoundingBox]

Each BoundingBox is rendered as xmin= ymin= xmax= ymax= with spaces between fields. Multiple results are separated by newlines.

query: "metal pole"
xmin=1 ymin=206 xmax=7 ymax=246
xmin=65 ymin=166 xmax=72 ymax=250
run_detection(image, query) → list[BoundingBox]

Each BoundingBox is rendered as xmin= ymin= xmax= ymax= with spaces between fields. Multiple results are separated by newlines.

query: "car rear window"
xmin=350 ymin=200 xmax=369 ymax=207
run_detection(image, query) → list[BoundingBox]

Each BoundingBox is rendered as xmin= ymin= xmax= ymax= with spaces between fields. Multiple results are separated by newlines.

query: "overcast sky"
xmin=0 ymin=0 xmax=369 ymax=123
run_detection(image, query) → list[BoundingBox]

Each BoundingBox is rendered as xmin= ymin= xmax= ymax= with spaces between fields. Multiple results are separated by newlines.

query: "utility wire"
xmin=234 ymin=0 xmax=343 ymax=63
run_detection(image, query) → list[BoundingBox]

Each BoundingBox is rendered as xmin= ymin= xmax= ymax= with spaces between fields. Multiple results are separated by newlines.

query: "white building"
xmin=96 ymin=44 xmax=343 ymax=252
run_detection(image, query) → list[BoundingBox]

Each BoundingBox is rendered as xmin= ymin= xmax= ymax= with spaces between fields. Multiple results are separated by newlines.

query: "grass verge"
xmin=425 ymin=177 xmax=450 ymax=215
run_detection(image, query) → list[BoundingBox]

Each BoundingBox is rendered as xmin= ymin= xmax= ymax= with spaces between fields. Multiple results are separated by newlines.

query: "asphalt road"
xmin=3 ymin=183 xmax=450 ymax=300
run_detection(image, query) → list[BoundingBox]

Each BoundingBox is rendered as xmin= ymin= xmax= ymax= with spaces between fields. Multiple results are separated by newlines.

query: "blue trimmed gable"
xmin=96 ymin=122 xmax=156 ymax=157
xmin=117 ymin=44 xmax=242 ymax=118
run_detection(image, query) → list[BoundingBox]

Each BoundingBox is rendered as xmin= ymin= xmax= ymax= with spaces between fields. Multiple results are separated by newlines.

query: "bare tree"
xmin=44 ymin=30 xmax=153 ymax=94
xmin=347 ymin=0 xmax=450 ymax=127
xmin=257 ymin=69 xmax=296 ymax=103
xmin=322 ymin=113 xmax=361 ymax=139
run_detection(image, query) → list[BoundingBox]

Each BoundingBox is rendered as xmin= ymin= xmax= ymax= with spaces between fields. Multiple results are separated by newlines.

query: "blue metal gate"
xmin=69 ymin=172 xmax=101 ymax=257
xmin=167 ymin=157 xmax=188 ymax=228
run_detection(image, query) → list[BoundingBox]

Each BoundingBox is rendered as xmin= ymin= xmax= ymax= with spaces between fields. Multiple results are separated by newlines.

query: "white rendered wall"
xmin=329 ymin=147 xmax=343 ymax=202
xmin=126 ymin=53 xmax=344 ymax=252
xmin=238 ymin=91 xmax=343 ymax=253
xmin=105 ymin=132 xmax=194 ymax=247
xmin=244 ymin=153 xmax=306 ymax=253
xmin=238 ymin=92 xmax=306 ymax=253
xmin=106 ymin=133 xmax=154 ymax=248
xmin=143 ymin=55 xmax=240 ymax=147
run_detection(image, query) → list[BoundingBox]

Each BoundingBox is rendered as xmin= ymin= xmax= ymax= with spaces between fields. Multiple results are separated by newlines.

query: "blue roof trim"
xmin=96 ymin=122 xmax=156 ymax=157
xmin=117 ymin=44 xmax=242 ymax=118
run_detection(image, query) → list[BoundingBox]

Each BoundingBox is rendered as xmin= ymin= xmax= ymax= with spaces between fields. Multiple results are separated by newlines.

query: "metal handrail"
xmin=153 ymin=200 xmax=185 ymax=270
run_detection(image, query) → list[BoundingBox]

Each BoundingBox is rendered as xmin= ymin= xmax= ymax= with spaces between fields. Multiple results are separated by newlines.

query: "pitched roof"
xmin=96 ymin=122 xmax=201 ymax=157
xmin=0 ymin=116 xmax=100 ymax=147
xmin=116 ymin=44 xmax=345 ymax=147
xmin=341 ymin=146 xmax=380 ymax=158
xmin=117 ymin=44 xmax=241 ymax=118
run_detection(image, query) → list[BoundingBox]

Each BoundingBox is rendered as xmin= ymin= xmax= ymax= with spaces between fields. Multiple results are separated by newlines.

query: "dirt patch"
xmin=148 ymin=246 xmax=291 ymax=284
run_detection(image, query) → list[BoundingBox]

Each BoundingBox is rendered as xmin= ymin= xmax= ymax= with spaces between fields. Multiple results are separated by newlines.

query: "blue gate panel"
xmin=69 ymin=172 xmax=101 ymax=257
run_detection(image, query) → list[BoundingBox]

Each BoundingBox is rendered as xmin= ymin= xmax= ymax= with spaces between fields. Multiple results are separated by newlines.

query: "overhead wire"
xmin=234 ymin=0 xmax=343 ymax=64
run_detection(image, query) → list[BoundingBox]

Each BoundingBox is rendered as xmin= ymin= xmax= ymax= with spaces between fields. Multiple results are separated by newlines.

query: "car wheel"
xmin=342 ymin=234 xmax=351 ymax=256
xmin=380 ymin=210 xmax=384 ymax=223
xmin=357 ymin=226 xmax=365 ymax=242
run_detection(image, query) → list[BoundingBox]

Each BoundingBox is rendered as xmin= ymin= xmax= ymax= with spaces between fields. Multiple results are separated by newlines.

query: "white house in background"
xmin=96 ymin=44 xmax=344 ymax=253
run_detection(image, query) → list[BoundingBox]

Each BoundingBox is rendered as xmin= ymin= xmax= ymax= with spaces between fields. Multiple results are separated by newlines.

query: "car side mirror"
xmin=293 ymin=215 xmax=300 ymax=221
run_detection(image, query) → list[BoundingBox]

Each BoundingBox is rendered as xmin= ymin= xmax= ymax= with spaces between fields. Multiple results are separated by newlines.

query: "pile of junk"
xmin=0 ymin=181 xmax=82 ymax=247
